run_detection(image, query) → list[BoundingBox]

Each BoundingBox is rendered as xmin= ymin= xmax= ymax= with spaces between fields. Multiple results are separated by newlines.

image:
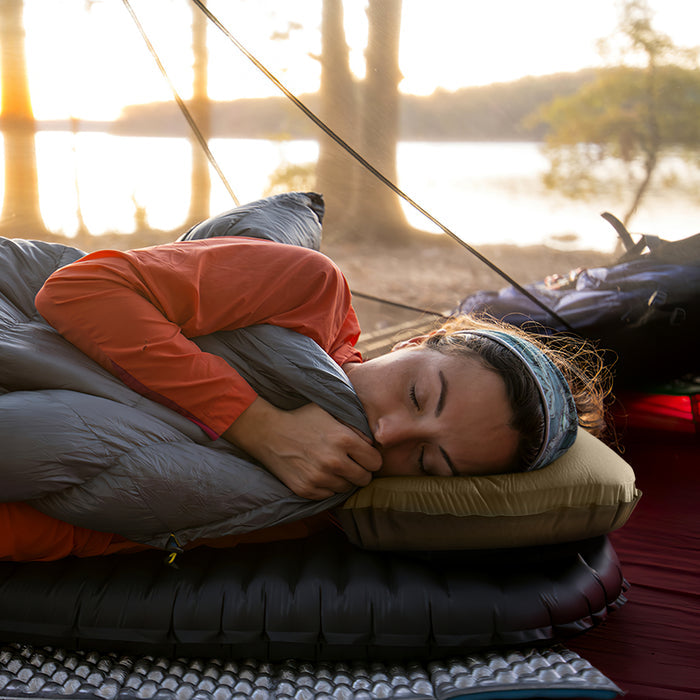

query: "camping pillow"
xmin=334 ymin=428 xmax=641 ymax=550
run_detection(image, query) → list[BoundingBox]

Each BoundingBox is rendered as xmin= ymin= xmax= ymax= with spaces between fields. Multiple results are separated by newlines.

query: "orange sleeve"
xmin=35 ymin=237 xmax=362 ymax=438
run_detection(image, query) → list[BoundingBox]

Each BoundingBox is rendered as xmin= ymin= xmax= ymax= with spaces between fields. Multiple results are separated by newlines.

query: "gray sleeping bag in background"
xmin=0 ymin=192 xmax=370 ymax=549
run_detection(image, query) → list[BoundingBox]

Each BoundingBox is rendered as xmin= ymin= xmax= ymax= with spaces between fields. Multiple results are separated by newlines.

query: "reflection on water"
xmin=27 ymin=134 xmax=317 ymax=237
xmin=5 ymin=135 xmax=700 ymax=252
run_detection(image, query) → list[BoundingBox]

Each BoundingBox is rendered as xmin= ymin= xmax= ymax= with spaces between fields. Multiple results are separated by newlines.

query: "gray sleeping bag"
xmin=0 ymin=192 xmax=370 ymax=549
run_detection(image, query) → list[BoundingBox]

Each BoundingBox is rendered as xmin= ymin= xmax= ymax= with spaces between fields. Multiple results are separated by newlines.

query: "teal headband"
xmin=455 ymin=330 xmax=578 ymax=470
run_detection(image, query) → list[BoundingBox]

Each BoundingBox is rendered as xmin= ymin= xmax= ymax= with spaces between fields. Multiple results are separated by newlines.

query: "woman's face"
xmin=344 ymin=346 xmax=520 ymax=477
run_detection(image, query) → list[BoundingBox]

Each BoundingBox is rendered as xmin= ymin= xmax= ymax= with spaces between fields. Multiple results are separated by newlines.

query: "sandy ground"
xmin=322 ymin=236 xmax=612 ymax=349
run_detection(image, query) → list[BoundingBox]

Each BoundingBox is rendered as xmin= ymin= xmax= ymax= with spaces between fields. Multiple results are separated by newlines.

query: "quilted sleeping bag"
xmin=0 ymin=193 xmax=366 ymax=549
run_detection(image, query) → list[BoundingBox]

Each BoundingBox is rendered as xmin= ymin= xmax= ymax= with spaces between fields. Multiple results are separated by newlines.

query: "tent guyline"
xmin=126 ymin=0 xmax=571 ymax=331
xmin=189 ymin=0 xmax=574 ymax=332
xmin=349 ymin=290 xmax=450 ymax=320
xmin=122 ymin=0 xmax=444 ymax=323
xmin=122 ymin=0 xmax=239 ymax=207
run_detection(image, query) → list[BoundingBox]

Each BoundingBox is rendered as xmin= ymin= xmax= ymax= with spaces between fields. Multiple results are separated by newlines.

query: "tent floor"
xmin=568 ymin=426 xmax=700 ymax=699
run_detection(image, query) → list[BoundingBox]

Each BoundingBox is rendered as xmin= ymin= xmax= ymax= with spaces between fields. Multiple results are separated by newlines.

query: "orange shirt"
xmin=35 ymin=237 xmax=362 ymax=439
xmin=2 ymin=238 xmax=361 ymax=561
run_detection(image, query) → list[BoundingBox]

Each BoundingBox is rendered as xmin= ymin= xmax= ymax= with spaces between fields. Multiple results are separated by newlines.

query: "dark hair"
xmin=415 ymin=314 xmax=612 ymax=472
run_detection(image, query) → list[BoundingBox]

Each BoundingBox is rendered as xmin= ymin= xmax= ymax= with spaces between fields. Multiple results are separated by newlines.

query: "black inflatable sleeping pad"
xmin=0 ymin=530 xmax=626 ymax=661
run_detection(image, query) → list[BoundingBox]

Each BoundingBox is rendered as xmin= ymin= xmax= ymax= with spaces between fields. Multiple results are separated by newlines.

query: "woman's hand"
xmin=222 ymin=398 xmax=381 ymax=500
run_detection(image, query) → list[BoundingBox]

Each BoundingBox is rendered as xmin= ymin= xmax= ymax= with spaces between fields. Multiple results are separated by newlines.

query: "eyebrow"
xmin=435 ymin=372 xmax=457 ymax=476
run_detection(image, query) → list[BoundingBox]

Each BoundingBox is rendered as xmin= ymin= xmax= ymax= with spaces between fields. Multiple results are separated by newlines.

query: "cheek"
xmin=453 ymin=425 xmax=520 ymax=475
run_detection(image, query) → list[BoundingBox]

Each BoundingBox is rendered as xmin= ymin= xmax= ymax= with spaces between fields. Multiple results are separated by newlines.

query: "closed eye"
xmin=409 ymin=384 xmax=420 ymax=409
xmin=418 ymin=445 xmax=426 ymax=474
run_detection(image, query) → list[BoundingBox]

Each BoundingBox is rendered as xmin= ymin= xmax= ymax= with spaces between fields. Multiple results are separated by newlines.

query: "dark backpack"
xmin=455 ymin=221 xmax=700 ymax=388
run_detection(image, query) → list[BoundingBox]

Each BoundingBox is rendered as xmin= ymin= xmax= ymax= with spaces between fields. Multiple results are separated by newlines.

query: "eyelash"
xmin=411 ymin=387 xmax=426 ymax=472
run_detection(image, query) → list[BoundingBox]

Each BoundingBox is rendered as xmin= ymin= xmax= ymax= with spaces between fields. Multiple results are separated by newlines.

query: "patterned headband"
xmin=454 ymin=330 xmax=578 ymax=470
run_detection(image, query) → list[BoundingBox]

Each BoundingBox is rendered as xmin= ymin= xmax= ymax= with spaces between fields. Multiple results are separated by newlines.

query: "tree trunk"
xmin=624 ymin=55 xmax=661 ymax=227
xmin=623 ymin=149 xmax=657 ymax=227
xmin=316 ymin=0 xmax=359 ymax=236
xmin=187 ymin=0 xmax=211 ymax=226
xmin=0 ymin=0 xmax=46 ymax=235
xmin=350 ymin=0 xmax=406 ymax=240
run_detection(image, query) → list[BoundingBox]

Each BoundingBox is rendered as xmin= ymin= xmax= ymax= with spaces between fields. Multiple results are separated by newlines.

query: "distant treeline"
xmin=401 ymin=69 xmax=599 ymax=141
xmin=39 ymin=69 xmax=600 ymax=142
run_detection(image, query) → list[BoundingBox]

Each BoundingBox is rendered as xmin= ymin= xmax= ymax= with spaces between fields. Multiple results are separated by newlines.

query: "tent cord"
xmin=350 ymin=290 xmax=450 ymax=320
xmin=123 ymin=0 xmax=440 ymax=322
xmin=188 ymin=0 xmax=574 ymax=332
xmin=122 ymin=0 xmax=239 ymax=206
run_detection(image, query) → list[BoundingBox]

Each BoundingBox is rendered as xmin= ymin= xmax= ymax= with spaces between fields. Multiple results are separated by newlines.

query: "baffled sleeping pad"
xmin=0 ymin=531 xmax=627 ymax=660
xmin=0 ymin=193 xmax=635 ymax=671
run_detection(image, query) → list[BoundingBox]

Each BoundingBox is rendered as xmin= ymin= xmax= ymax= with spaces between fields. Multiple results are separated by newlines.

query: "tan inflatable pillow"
xmin=334 ymin=428 xmax=641 ymax=550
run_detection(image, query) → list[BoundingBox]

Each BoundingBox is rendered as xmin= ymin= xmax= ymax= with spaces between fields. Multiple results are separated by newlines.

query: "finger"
xmin=346 ymin=424 xmax=375 ymax=444
xmin=306 ymin=487 xmax=336 ymax=501
xmin=346 ymin=441 xmax=382 ymax=472
xmin=344 ymin=468 xmax=373 ymax=488
xmin=328 ymin=459 xmax=374 ymax=488
xmin=309 ymin=468 xmax=363 ymax=493
xmin=284 ymin=471 xmax=335 ymax=500
xmin=289 ymin=464 xmax=359 ymax=498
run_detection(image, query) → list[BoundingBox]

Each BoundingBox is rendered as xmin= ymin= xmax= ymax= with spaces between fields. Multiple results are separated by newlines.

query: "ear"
xmin=391 ymin=328 xmax=447 ymax=352
xmin=391 ymin=334 xmax=430 ymax=351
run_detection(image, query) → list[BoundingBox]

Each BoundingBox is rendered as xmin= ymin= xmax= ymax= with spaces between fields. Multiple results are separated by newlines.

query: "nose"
xmin=373 ymin=413 xmax=417 ymax=448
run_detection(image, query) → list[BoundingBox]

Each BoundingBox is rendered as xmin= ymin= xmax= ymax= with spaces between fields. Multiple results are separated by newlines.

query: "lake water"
xmin=12 ymin=134 xmax=700 ymax=253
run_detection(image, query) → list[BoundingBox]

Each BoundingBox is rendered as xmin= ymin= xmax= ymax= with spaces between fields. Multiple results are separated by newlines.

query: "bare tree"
xmin=187 ymin=0 xmax=211 ymax=226
xmin=349 ymin=0 xmax=407 ymax=239
xmin=0 ymin=0 xmax=46 ymax=235
xmin=315 ymin=0 xmax=360 ymax=234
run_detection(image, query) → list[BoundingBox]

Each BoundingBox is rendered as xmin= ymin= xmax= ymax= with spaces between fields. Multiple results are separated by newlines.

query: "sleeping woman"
xmin=1 ymin=233 xmax=609 ymax=560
